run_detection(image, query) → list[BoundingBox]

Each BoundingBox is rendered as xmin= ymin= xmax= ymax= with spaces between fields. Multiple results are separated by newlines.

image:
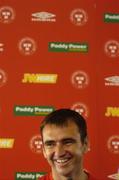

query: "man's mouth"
xmin=54 ymin=158 xmax=72 ymax=167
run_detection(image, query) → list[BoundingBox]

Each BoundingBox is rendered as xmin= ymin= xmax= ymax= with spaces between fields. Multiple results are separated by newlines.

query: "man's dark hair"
xmin=40 ymin=108 xmax=87 ymax=144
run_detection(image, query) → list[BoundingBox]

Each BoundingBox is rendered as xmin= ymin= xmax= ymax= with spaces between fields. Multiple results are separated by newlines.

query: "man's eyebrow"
xmin=44 ymin=140 xmax=55 ymax=144
xmin=43 ymin=138 xmax=76 ymax=144
xmin=61 ymin=138 xmax=76 ymax=142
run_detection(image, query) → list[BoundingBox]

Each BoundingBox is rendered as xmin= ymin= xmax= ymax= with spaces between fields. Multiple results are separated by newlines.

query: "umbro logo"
xmin=31 ymin=11 xmax=56 ymax=22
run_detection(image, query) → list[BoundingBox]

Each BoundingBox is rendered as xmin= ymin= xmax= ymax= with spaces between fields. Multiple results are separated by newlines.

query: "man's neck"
xmin=52 ymin=169 xmax=88 ymax=180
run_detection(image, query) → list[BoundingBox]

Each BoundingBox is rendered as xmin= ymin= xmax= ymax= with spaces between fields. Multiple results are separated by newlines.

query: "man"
xmin=39 ymin=109 xmax=97 ymax=180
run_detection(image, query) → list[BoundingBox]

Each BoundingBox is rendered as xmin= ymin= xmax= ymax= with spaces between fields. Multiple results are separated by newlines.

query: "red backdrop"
xmin=0 ymin=0 xmax=119 ymax=180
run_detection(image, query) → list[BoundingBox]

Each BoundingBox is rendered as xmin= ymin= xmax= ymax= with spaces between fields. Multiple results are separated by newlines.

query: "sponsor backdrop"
xmin=0 ymin=0 xmax=119 ymax=179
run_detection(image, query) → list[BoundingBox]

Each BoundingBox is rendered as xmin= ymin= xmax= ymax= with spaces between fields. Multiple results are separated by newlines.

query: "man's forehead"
xmin=42 ymin=121 xmax=80 ymax=140
xmin=43 ymin=120 xmax=78 ymax=131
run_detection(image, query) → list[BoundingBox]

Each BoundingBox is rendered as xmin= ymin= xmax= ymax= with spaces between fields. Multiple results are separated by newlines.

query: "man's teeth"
xmin=56 ymin=159 xmax=69 ymax=163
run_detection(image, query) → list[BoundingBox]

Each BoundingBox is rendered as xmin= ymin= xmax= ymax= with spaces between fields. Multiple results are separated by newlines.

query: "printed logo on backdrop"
xmin=49 ymin=42 xmax=88 ymax=52
xmin=105 ymin=107 xmax=119 ymax=117
xmin=18 ymin=37 xmax=37 ymax=55
xmin=71 ymin=102 xmax=89 ymax=118
xmin=71 ymin=71 xmax=89 ymax=89
xmin=22 ymin=73 xmax=58 ymax=84
xmin=108 ymin=168 xmax=119 ymax=179
xmin=0 ymin=6 xmax=15 ymax=23
xmin=0 ymin=43 xmax=4 ymax=53
xmin=14 ymin=106 xmax=55 ymax=116
xmin=70 ymin=9 xmax=88 ymax=26
xmin=104 ymin=40 xmax=119 ymax=58
xmin=0 ymin=69 xmax=7 ymax=87
xmin=107 ymin=135 xmax=119 ymax=154
xmin=30 ymin=134 xmax=42 ymax=154
xmin=104 ymin=13 xmax=119 ymax=23
xmin=16 ymin=172 xmax=46 ymax=180
xmin=31 ymin=11 xmax=56 ymax=22
xmin=105 ymin=76 xmax=119 ymax=86
xmin=0 ymin=138 xmax=14 ymax=148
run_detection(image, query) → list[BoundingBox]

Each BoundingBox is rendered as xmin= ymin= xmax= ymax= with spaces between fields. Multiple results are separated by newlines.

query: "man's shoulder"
xmin=39 ymin=171 xmax=98 ymax=180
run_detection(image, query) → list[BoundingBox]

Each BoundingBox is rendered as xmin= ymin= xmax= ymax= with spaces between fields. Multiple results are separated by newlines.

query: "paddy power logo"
xmin=0 ymin=138 xmax=14 ymax=148
xmin=16 ymin=172 xmax=46 ymax=180
xmin=22 ymin=73 xmax=58 ymax=83
xmin=14 ymin=106 xmax=55 ymax=116
xmin=105 ymin=107 xmax=119 ymax=117
xmin=104 ymin=13 xmax=119 ymax=23
xmin=49 ymin=42 xmax=88 ymax=52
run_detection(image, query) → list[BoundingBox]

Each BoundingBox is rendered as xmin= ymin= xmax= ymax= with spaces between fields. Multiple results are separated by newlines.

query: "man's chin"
xmin=55 ymin=167 xmax=73 ymax=177
xmin=51 ymin=161 xmax=74 ymax=177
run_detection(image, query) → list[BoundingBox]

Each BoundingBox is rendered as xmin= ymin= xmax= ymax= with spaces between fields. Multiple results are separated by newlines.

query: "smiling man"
xmin=39 ymin=109 xmax=97 ymax=180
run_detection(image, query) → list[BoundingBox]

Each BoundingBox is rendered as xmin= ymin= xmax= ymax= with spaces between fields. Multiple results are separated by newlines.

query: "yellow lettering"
xmin=22 ymin=73 xmax=37 ymax=83
xmin=105 ymin=107 xmax=112 ymax=117
xmin=105 ymin=107 xmax=119 ymax=117
xmin=22 ymin=74 xmax=57 ymax=83
xmin=0 ymin=139 xmax=14 ymax=148
xmin=111 ymin=107 xmax=119 ymax=117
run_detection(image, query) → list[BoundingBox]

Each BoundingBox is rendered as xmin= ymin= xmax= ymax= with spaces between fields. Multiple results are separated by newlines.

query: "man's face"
xmin=42 ymin=120 xmax=88 ymax=177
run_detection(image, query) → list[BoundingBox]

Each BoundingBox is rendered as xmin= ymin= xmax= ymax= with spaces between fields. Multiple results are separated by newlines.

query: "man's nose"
xmin=54 ymin=143 xmax=65 ymax=157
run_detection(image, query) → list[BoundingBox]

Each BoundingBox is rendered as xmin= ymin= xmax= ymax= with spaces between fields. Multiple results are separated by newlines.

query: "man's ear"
xmin=83 ymin=136 xmax=90 ymax=153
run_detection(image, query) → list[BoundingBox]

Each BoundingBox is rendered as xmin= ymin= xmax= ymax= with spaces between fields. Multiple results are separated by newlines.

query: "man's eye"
xmin=45 ymin=142 xmax=55 ymax=148
xmin=63 ymin=140 xmax=74 ymax=145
